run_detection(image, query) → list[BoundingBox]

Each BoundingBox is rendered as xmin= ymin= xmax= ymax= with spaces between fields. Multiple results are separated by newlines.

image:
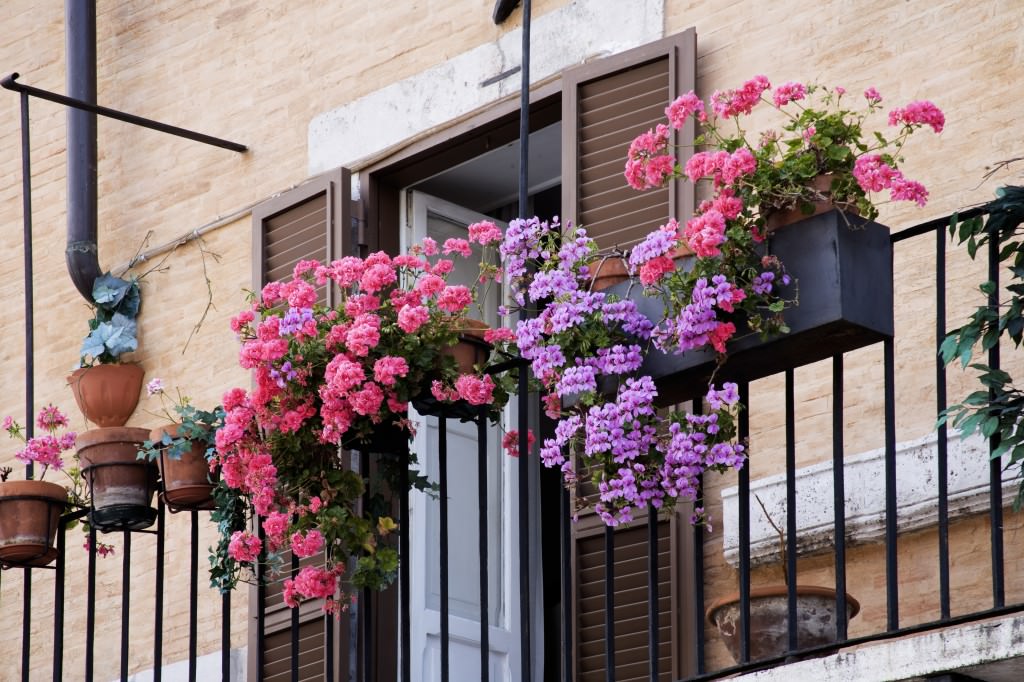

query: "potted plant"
xmin=706 ymin=496 xmax=860 ymax=662
xmin=77 ymin=424 xmax=157 ymax=532
xmin=67 ymin=273 xmax=144 ymax=427
xmin=0 ymin=405 xmax=115 ymax=566
xmin=138 ymin=379 xmax=224 ymax=511
xmin=212 ymin=233 xmax=518 ymax=611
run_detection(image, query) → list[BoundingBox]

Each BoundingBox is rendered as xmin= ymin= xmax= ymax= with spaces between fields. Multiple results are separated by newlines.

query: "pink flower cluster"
xmin=711 ymin=75 xmax=771 ymax=118
xmin=772 ymin=81 xmax=807 ymax=107
xmin=227 ymin=530 xmax=262 ymax=563
xmin=684 ymin=148 xmax=757 ymax=189
xmin=853 ymin=154 xmax=929 ymax=206
xmin=888 ymin=100 xmax=944 ymax=134
xmin=4 ymin=405 xmax=76 ymax=475
xmin=282 ymin=564 xmax=347 ymax=614
xmin=220 ymin=232 xmax=508 ymax=608
xmin=624 ymin=124 xmax=674 ymax=191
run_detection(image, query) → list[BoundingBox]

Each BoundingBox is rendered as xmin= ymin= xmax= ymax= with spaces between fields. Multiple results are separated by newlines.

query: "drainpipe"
xmin=65 ymin=0 xmax=100 ymax=300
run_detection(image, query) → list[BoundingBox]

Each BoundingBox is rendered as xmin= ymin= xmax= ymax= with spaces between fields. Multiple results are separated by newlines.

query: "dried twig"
xmin=754 ymin=493 xmax=788 ymax=587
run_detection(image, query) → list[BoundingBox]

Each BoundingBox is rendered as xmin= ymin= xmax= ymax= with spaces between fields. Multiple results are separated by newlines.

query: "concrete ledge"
xmin=721 ymin=430 xmax=1017 ymax=566
xmin=732 ymin=613 xmax=1024 ymax=681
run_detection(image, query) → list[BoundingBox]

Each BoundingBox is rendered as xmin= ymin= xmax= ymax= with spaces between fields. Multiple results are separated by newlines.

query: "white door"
xmin=404 ymin=191 xmax=521 ymax=681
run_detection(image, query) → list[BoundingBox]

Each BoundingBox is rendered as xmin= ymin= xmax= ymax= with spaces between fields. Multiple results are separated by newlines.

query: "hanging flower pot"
xmin=444 ymin=319 xmax=492 ymax=374
xmin=0 ymin=479 xmax=67 ymax=567
xmin=67 ymin=363 xmax=145 ymax=427
xmin=150 ymin=424 xmax=217 ymax=511
xmin=77 ymin=427 xmax=157 ymax=531
xmin=706 ymin=585 xmax=860 ymax=663
xmin=627 ymin=209 xmax=893 ymax=404
xmin=588 ymin=256 xmax=629 ymax=292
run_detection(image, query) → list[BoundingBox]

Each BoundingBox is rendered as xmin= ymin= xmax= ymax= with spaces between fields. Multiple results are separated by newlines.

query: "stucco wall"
xmin=0 ymin=0 xmax=1022 ymax=678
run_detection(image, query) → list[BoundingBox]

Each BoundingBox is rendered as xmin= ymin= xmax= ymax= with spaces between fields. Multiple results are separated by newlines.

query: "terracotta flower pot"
xmin=77 ymin=427 xmax=158 ymax=531
xmin=706 ymin=584 xmax=860 ymax=663
xmin=0 ymin=479 xmax=67 ymax=567
xmin=589 ymin=256 xmax=629 ymax=292
xmin=445 ymin=319 xmax=491 ymax=375
xmin=67 ymin=363 xmax=145 ymax=427
xmin=151 ymin=425 xmax=217 ymax=511
xmin=763 ymin=175 xmax=859 ymax=232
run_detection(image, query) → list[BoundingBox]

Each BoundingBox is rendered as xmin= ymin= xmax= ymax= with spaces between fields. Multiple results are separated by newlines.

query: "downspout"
xmin=65 ymin=0 xmax=101 ymax=300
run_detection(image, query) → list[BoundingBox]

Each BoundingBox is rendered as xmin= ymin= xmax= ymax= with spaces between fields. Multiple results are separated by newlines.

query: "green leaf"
xmin=981 ymin=415 xmax=1001 ymax=438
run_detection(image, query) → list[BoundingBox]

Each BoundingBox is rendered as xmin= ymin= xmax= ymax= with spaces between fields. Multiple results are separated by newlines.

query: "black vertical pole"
xmin=54 ymin=520 xmax=67 ymax=679
xmin=935 ymin=226 xmax=951 ymax=620
xmin=400 ymin=454 xmax=411 ymax=682
xmin=603 ymin=525 xmax=615 ymax=681
xmin=785 ymin=370 xmax=797 ymax=653
xmin=560 ymin=482 xmax=572 ymax=681
xmin=439 ymin=418 xmax=450 ymax=682
xmin=737 ymin=382 xmax=751 ymax=663
xmin=692 ymin=401 xmax=705 ymax=675
xmin=832 ymin=355 xmax=848 ymax=641
xmin=256 ymin=518 xmax=266 ymax=682
xmin=647 ymin=504 xmax=659 ymax=680
xmin=884 ymin=338 xmax=899 ymax=631
xmin=290 ymin=551 xmax=299 ymax=682
xmin=189 ymin=511 xmax=199 ymax=682
xmin=154 ymin=501 xmax=165 ymax=682
xmin=121 ymin=531 xmax=132 ymax=682
xmin=478 ymin=416 xmax=490 ymax=682
xmin=19 ymin=84 xmax=35 ymax=682
xmin=987 ymin=226 xmax=1005 ymax=608
xmin=518 ymin=3 xmax=533 ymax=680
xmin=222 ymin=591 xmax=232 ymax=682
xmin=86 ymin=524 xmax=97 ymax=682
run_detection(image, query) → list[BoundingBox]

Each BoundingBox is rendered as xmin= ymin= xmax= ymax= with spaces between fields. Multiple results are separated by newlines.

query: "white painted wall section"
xmin=721 ymin=430 xmax=1017 ymax=566
xmin=112 ymin=648 xmax=246 ymax=682
xmin=308 ymin=0 xmax=665 ymax=174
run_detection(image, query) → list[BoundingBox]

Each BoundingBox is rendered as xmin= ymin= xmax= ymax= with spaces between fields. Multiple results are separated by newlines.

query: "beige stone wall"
xmin=1 ymin=0 xmax=1022 ymax=677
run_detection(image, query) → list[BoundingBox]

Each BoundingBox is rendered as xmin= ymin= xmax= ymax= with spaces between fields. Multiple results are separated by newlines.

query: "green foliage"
xmin=137 ymin=403 xmax=225 ymax=462
xmin=940 ymin=187 xmax=1024 ymax=506
xmin=80 ymin=273 xmax=142 ymax=365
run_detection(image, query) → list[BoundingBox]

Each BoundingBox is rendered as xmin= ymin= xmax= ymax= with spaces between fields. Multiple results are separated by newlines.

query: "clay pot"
xmin=589 ymin=257 xmax=629 ymax=291
xmin=764 ymin=175 xmax=859 ymax=232
xmin=445 ymin=319 xmax=491 ymax=374
xmin=151 ymin=425 xmax=217 ymax=511
xmin=77 ymin=427 xmax=158 ymax=531
xmin=0 ymin=479 xmax=67 ymax=567
xmin=67 ymin=363 xmax=145 ymax=427
xmin=706 ymin=585 xmax=860 ymax=663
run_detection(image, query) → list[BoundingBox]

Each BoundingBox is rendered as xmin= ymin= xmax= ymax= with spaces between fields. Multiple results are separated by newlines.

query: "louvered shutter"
xmin=561 ymin=29 xmax=698 ymax=680
xmin=561 ymin=29 xmax=696 ymax=251
xmin=248 ymin=168 xmax=355 ymax=682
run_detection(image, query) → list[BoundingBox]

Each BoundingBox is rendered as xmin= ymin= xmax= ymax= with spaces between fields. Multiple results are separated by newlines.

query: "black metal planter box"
xmin=610 ymin=210 xmax=894 ymax=405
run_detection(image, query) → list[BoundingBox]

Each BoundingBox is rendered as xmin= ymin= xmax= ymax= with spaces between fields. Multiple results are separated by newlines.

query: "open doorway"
xmin=400 ymin=121 xmax=565 ymax=681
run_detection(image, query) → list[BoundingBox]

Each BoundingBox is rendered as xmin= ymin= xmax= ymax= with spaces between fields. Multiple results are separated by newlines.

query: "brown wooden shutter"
xmin=575 ymin=519 xmax=675 ymax=681
xmin=561 ymin=29 xmax=696 ymax=251
xmin=248 ymin=167 xmax=355 ymax=682
xmin=561 ymin=29 xmax=698 ymax=680
xmin=252 ymin=167 xmax=353 ymax=306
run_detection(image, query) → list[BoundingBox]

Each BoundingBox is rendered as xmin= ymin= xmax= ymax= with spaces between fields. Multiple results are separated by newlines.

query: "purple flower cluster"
xmin=279 ymin=307 xmax=315 ymax=336
xmin=627 ymin=227 xmax=677 ymax=272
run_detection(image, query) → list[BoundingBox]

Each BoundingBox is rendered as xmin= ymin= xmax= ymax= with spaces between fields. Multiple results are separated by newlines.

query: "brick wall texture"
xmin=0 ymin=0 xmax=1021 ymax=678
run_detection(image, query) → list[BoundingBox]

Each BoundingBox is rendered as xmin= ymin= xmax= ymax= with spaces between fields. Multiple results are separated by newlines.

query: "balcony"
xmin=3 ymin=205 xmax=1024 ymax=682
